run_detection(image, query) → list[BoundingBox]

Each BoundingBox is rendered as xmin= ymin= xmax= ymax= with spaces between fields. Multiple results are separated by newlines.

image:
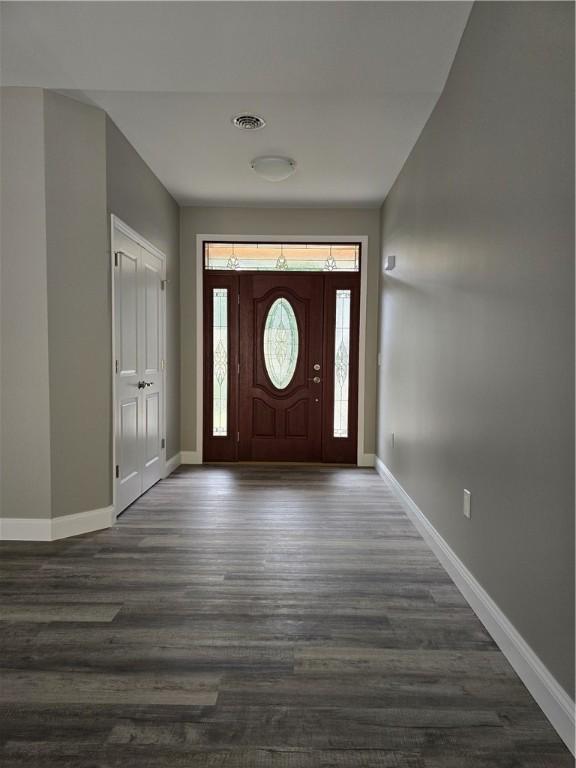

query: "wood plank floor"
xmin=0 ymin=466 xmax=571 ymax=767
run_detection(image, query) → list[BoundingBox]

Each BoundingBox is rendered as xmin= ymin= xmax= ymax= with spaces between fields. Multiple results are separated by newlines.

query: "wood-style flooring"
xmin=0 ymin=466 xmax=572 ymax=767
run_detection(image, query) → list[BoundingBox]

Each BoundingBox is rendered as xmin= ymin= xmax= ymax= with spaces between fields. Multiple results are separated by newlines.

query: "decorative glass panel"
xmin=212 ymin=288 xmax=228 ymax=436
xmin=333 ymin=290 xmax=351 ymax=438
xmin=263 ymin=298 xmax=299 ymax=390
xmin=205 ymin=243 xmax=359 ymax=272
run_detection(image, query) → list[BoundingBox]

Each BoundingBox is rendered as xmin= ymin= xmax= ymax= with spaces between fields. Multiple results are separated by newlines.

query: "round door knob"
xmin=313 ymin=363 xmax=321 ymax=371
xmin=313 ymin=376 xmax=321 ymax=384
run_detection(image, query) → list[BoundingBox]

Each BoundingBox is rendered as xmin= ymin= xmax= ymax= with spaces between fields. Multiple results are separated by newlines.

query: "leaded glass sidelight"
xmin=212 ymin=289 xmax=228 ymax=436
xmin=333 ymin=290 xmax=351 ymax=438
xmin=263 ymin=298 xmax=299 ymax=389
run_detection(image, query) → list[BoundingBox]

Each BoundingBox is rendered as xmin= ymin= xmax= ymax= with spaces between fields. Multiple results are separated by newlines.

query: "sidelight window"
xmin=333 ymin=290 xmax=351 ymax=438
xmin=212 ymin=288 xmax=228 ymax=436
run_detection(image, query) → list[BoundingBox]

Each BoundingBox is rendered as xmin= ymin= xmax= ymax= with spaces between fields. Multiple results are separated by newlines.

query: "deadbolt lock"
xmin=313 ymin=363 xmax=321 ymax=371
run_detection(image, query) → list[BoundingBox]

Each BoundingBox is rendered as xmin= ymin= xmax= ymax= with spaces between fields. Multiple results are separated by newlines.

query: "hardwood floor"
xmin=0 ymin=466 xmax=571 ymax=767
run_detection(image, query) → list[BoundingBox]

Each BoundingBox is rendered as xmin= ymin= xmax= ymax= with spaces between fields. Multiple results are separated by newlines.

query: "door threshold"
xmin=202 ymin=461 xmax=358 ymax=468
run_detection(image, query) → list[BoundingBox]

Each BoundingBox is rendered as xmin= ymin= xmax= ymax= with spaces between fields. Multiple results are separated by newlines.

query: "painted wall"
xmin=107 ymin=118 xmax=181 ymax=461
xmin=0 ymin=87 xmax=52 ymax=519
xmin=180 ymin=206 xmax=380 ymax=456
xmin=44 ymin=91 xmax=108 ymax=518
xmin=0 ymin=91 xmax=181 ymax=525
xmin=377 ymin=1 xmax=574 ymax=697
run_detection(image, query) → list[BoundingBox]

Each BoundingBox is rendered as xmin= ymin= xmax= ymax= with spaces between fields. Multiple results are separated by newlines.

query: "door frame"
xmin=194 ymin=234 xmax=371 ymax=466
xmin=111 ymin=214 xmax=167 ymax=519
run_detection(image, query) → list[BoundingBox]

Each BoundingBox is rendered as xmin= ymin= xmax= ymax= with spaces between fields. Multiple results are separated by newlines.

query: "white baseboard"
xmin=0 ymin=517 xmax=52 ymax=541
xmin=374 ymin=456 xmax=575 ymax=755
xmin=164 ymin=452 xmax=182 ymax=477
xmin=0 ymin=505 xmax=114 ymax=542
xmin=181 ymin=450 xmax=202 ymax=465
xmin=52 ymin=506 xmax=114 ymax=540
xmin=357 ymin=452 xmax=375 ymax=467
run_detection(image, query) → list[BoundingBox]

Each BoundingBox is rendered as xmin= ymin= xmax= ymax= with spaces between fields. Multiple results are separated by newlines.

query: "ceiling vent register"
xmin=232 ymin=114 xmax=266 ymax=130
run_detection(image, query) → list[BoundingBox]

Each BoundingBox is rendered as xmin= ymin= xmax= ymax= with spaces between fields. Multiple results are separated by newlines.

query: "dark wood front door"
xmin=239 ymin=274 xmax=324 ymax=461
xmin=203 ymin=271 xmax=360 ymax=463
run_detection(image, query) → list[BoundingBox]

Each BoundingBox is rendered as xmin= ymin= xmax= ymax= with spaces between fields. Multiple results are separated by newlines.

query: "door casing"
xmin=194 ymin=234 xmax=371 ymax=466
xmin=111 ymin=215 xmax=167 ymax=518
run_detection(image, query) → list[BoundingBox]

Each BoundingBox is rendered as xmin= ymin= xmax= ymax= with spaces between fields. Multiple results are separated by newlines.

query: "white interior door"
xmin=140 ymin=246 xmax=163 ymax=493
xmin=113 ymin=223 xmax=165 ymax=514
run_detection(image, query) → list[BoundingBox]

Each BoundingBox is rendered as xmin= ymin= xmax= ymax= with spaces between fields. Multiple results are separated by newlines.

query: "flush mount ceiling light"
xmin=250 ymin=156 xmax=297 ymax=182
xmin=232 ymin=113 xmax=266 ymax=131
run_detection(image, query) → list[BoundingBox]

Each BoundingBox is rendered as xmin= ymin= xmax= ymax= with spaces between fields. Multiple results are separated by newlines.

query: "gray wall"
xmin=180 ymin=206 xmax=380 ymax=455
xmin=0 ymin=91 xmax=181 ymax=522
xmin=377 ymin=1 xmax=574 ymax=697
xmin=44 ymin=92 xmax=108 ymax=518
xmin=107 ymin=118 xmax=181 ymax=461
xmin=0 ymin=87 xmax=52 ymax=519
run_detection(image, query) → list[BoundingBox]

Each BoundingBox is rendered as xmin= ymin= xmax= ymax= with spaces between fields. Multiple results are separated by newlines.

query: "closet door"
xmin=114 ymin=229 xmax=143 ymax=512
xmin=140 ymin=246 xmax=163 ymax=494
xmin=114 ymin=225 xmax=164 ymax=513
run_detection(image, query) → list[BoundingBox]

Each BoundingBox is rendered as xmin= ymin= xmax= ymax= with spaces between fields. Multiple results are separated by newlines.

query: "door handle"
xmin=137 ymin=381 xmax=154 ymax=388
xmin=308 ymin=376 xmax=321 ymax=384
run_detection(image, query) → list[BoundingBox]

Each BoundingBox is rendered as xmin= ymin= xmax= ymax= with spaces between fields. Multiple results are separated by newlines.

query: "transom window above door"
xmin=204 ymin=242 xmax=360 ymax=272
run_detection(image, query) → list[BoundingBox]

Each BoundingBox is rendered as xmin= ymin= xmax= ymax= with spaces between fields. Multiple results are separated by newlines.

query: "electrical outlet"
xmin=463 ymin=489 xmax=472 ymax=519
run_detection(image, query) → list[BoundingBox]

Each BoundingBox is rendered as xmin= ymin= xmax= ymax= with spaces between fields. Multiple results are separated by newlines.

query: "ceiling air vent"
xmin=232 ymin=113 xmax=266 ymax=131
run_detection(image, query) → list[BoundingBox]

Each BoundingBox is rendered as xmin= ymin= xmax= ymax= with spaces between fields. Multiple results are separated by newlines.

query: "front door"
xmin=239 ymin=274 xmax=324 ymax=461
xmin=204 ymin=260 xmax=360 ymax=464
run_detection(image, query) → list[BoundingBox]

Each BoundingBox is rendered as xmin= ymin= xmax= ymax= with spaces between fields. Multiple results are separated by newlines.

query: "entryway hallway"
xmin=0 ymin=466 xmax=570 ymax=766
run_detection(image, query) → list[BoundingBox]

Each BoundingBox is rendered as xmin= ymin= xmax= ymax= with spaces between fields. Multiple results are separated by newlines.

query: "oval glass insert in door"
xmin=263 ymin=298 xmax=299 ymax=389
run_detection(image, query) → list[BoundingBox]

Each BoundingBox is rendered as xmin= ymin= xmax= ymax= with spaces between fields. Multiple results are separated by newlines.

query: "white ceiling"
xmin=1 ymin=1 xmax=472 ymax=207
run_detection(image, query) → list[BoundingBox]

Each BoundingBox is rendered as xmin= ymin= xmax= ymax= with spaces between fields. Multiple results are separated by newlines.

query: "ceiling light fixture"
xmin=250 ymin=156 xmax=297 ymax=182
xmin=232 ymin=113 xmax=266 ymax=130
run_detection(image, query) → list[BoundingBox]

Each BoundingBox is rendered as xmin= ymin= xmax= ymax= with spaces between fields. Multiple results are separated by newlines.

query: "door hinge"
xmin=161 ymin=279 xmax=167 ymax=291
xmin=161 ymin=359 xmax=165 ymax=370
xmin=115 ymin=359 xmax=119 ymax=374
xmin=161 ymin=438 xmax=165 ymax=449
xmin=237 ymin=431 xmax=240 ymax=443
xmin=115 ymin=465 xmax=119 ymax=479
xmin=114 ymin=252 xmax=119 ymax=268
xmin=238 ymin=294 xmax=240 ymax=305
xmin=237 ymin=362 xmax=240 ymax=376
